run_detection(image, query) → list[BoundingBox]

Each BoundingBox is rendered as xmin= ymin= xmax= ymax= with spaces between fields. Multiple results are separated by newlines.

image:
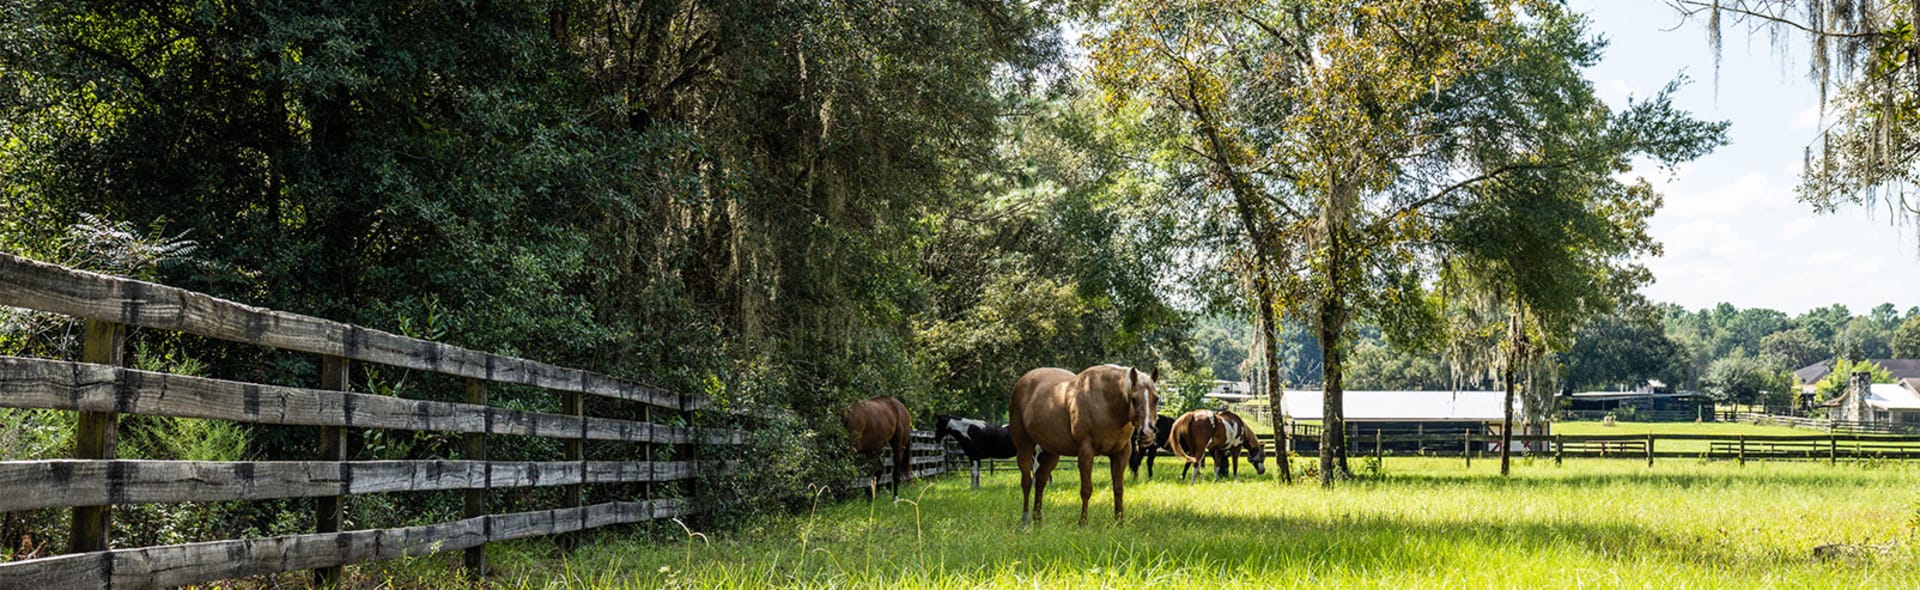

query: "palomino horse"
xmin=1168 ymin=409 xmax=1267 ymax=481
xmin=1010 ymin=365 xmax=1159 ymax=527
xmin=935 ymin=414 xmax=1017 ymax=489
xmin=843 ymin=396 xmax=913 ymax=500
xmin=1127 ymin=414 xmax=1176 ymax=480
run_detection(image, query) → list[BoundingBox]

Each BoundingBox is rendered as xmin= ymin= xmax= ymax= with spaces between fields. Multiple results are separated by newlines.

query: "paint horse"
xmin=843 ymin=396 xmax=913 ymax=500
xmin=1010 ymin=365 xmax=1159 ymax=527
xmin=934 ymin=414 xmax=1017 ymax=489
xmin=1127 ymin=414 xmax=1177 ymax=480
xmin=1167 ymin=409 xmax=1267 ymax=481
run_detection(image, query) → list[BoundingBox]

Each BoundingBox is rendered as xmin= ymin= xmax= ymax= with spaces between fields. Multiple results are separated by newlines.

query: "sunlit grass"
xmin=416 ymin=457 xmax=1920 ymax=588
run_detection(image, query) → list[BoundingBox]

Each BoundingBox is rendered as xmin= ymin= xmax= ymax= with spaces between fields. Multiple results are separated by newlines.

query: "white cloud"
xmin=1791 ymin=103 xmax=1826 ymax=130
xmin=1777 ymin=218 xmax=1817 ymax=239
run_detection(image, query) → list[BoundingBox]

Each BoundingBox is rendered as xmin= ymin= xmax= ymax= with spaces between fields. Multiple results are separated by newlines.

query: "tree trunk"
xmin=1257 ymin=267 xmax=1292 ymax=484
xmin=1499 ymin=301 xmax=1523 ymax=477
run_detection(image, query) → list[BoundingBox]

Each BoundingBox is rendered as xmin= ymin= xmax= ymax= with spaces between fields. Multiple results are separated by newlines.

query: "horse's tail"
xmin=1167 ymin=413 xmax=1195 ymax=463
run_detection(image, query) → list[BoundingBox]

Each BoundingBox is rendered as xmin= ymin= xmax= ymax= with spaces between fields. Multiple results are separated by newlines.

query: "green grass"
xmin=411 ymin=457 xmax=1920 ymax=588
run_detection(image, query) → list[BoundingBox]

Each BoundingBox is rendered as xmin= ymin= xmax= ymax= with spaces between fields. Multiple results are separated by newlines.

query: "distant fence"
xmin=1733 ymin=412 xmax=1920 ymax=435
xmin=1267 ymin=431 xmax=1920 ymax=464
xmin=0 ymin=253 xmax=748 ymax=587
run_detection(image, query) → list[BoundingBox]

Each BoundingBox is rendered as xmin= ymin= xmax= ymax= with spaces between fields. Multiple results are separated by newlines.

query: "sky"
xmin=1570 ymin=1 xmax=1920 ymax=316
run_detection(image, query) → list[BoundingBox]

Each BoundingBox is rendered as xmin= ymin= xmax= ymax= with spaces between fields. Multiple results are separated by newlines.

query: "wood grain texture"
xmin=0 ymin=357 xmax=732 ymax=445
xmin=0 ymin=460 xmax=697 ymax=512
xmin=0 ymin=253 xmax=691 ymax=411
xmin=0 ymin=500 xmax=689 ymax=589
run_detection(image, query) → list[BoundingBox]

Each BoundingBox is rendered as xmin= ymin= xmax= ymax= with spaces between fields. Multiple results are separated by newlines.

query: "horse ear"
xmin=1150 ymin=368 xmax=1160 ymax=383
xmin=1128 ymin=367 xmax=1138 ymax=387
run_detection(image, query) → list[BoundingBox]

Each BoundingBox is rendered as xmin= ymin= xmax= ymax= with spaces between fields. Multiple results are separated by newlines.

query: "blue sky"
xmin=1571 ymin=1 xmax=1920 ymax=315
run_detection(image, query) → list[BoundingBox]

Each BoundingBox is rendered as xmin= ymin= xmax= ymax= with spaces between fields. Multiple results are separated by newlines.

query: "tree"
xmin=1838 ymin=316 xmax=1893 ymax=360
xmin=1702 ymin=354 xmax=1790 ymax=407
xmin=1672 ymin=1 xmax=1920 ymax=236
xmin=1091 ymin=0 xmax=1724 ymax=486
xmin=1760 ymin=329 xmax=1829 ymax=371
xmin=1896 ymin=315 xmax=1920 ymax=358
xmin=1814 ymin=358 xmax=1897 ymax=401
xmin=1564 ymin=303 xmax=1686 ymax=390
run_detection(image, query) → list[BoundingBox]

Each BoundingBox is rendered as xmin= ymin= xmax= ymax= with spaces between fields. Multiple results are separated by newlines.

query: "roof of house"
xmin=1796 ymin=359 xmax=1920 ymax=384
xmin=1279 ymin=390 xmax=1522 ymax=422
xmin=1866 ymin=383 xmax=1920 ymax=411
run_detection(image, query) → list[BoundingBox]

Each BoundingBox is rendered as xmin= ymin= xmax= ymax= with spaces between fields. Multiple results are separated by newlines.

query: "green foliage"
xmin=1700 ymin=353 xmax=1791 ymax=406
xmin=1164 ymin=367 xmax=1218 ymax=415
xmin=1761 ymin=329 xmax=1829 ymax=371
xmin=1815 ymin=358 xmax=1897 ymax=401
xmin=1895 ymin=316 xmax=1920 ymax=358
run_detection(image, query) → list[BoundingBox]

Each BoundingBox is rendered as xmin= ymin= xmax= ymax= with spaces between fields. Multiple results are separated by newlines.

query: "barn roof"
xmin=1279 ymin=390 xmax=1523 ymax=422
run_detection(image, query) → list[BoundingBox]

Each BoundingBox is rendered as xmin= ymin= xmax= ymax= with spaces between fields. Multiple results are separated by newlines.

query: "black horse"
xmin=934 ymin=414 xmax=1017 ymax=489
xmin=1128 ymin=414 xmax=1176 ymax=480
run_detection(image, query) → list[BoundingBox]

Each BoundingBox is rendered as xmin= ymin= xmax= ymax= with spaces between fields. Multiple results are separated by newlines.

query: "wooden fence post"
xmin=1737 ymin=434 xmax=1745 ymax=466
xmin=1374 ymin=429 xmax=1383 ymax=467
xmin=1463 ymin=429 xmax=1471 ymax=469
xmin=464 ymin=378 xmax=488 ymax=577
xmin=71 ymin=319 xmax=125 ymax=553
xmin=1645 ymin=432 xmax=1654 ymax=467
xmin=1829 ymin=430 xmax=1837 ymax=465
xmin=560 ymin=390 xmax=579 ymax=518
xmin=316 ymin=355 xmax=349 ymax=587
xmin=1554 ymin=434 xmax=1562 ymax=465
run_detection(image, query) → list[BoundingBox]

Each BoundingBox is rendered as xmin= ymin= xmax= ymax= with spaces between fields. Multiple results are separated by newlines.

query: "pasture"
xmin=392 ymin=457 xmax=1919 ymax=588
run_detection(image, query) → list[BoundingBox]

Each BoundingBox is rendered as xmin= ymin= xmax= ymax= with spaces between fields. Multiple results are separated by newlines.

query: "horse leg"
xmin=892 ymin=440 xmax=909 ymax=500
xmin=1033 ymin=451 xmax=1061 ymax=526
xmin=971 ymin=459 xmax=981 ymax=490
xmin=1146 ymin=449 xmax=1156 ymax=480
xmin=1109 ymin=451 xmax=1128 ymax=523
xmin=1075 ymin=448 xmax=1095 ymax=527
xmin=1017 ymin=447 xmax=1035 ymax=526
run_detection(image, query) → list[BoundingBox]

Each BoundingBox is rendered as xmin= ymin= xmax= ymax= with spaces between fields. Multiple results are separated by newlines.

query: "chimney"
xmin=1849 ymin=371 xmax=1873 ymax=422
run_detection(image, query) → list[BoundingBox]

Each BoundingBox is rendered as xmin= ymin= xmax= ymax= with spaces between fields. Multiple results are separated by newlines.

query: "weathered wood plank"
xmin=0 ymin=357 xmax=738 ymax=445
xmin=0 ymin=460 xmax=697 ymax=512
xmin=0 ymin=552 xmax=110 ymax=588
xmin=0 ymin=252 xmax=691 ymax=411
xmin=0 ymin=500 xmax=689 ymax=588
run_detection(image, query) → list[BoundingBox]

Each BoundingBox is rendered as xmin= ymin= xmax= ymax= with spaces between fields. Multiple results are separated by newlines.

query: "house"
xmin=1279 ymin=389 xmax=1542 ymax=452
xmin=1826 ymin=373 xmax=1920 ymax=425
xmin=1794 ymin=359 xmax=1920 ymax=394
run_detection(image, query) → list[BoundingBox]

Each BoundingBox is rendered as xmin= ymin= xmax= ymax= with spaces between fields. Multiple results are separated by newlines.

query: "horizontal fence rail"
xmin=843 ymin=431 xmax=949 ymax=491
xmin=0 ymin=252 xmax=746 ymax=588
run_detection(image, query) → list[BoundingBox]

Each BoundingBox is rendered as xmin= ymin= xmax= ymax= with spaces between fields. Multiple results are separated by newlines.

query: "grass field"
xmin=385 ymin=457 xmax=1920 ymax=589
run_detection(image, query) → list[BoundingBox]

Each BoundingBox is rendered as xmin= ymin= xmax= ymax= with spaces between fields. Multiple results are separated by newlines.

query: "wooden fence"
xmin=0 ymin=253 xmax=748 ymax=587
xmin=845 ymin=431 xmax=948 ymax=492
xmin=1733 ymin=412 xmax=1920 ymax=435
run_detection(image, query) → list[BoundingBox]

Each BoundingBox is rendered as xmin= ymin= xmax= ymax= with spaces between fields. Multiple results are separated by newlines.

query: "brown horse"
xmin=1167 ymin=409 xmax=1267 ymax=481
xmin=1010 ymin=365 xmax=1159 ymax=527
xmin=843 ymin=396 xmax=912 ymax=500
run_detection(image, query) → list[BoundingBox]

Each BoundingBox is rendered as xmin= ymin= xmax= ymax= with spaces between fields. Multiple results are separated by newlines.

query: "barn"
xmin=1279 ymin=389 xmax=1543 ymax=453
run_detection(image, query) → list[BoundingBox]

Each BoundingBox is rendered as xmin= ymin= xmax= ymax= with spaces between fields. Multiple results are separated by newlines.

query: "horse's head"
xmin=934 ymin=414 xmax=957 ymax=437
xmin=1127 ymin=367 xmax=1161 ymax=447
xmin=1247 ymin=437 xmax=1269 ymax=476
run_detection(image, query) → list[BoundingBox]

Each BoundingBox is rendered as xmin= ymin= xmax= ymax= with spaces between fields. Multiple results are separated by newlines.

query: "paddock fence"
xmin=0 ymin=253 xmax=750 ymax=588
xmin=842 ymin=431 xmax=949 ymax=492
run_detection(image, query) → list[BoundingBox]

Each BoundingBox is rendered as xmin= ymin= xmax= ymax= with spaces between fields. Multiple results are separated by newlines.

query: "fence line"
xmin=1732 ymin=412 xmax=1920 ymax=435
xmin=0 ymin=252 xmax=744 ymax=588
